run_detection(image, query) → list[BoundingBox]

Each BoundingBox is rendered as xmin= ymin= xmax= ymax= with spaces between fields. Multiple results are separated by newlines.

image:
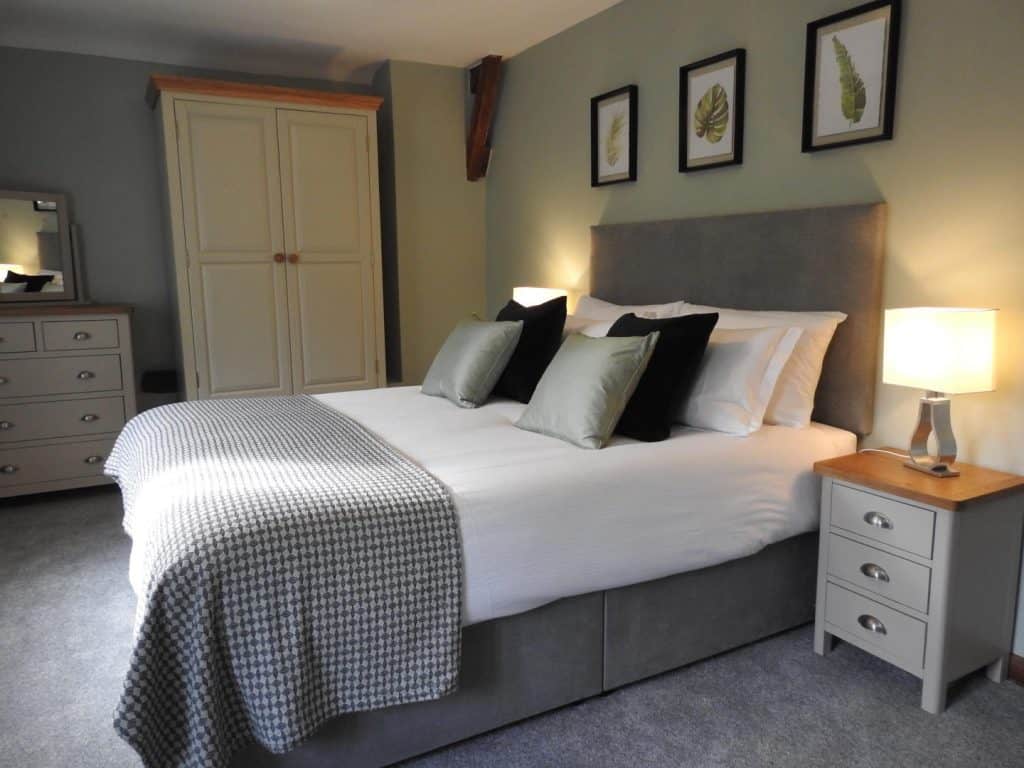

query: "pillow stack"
xmin=421 ymin=292 xmax=846 ymax=450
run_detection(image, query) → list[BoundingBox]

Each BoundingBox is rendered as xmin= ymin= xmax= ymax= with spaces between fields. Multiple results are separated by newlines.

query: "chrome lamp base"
xmin=905 ymin=392 xmax=960 ymax=478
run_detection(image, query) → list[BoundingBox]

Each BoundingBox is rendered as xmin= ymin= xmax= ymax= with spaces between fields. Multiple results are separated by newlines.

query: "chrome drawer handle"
xmin=863 ymin=511 xmax=893 ymax=530
xmin=0 ymin=420 xmax=11 ymax=430
xmin=84 ymin=455 xmax=104 ymax=465
xmin=860 ymin=563 xmax=890 ymax=583
xmin=0 ymin=376 xmax=7 ymax=385
xmin=77 ymin=370 xmax=95 ymax=380
xmin=857 ymin=614 xmax=887 ymax=635
xmin=73 ymin=331 xmax=91 ymax=341
xmin=81 ymin=414 xmax=99 ymax=423
xmin=1 ymin=464 xmax=17 ymax=474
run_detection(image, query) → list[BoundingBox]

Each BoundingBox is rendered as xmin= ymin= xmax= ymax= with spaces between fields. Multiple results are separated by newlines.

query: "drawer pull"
xmin=860 ymin=563 xmax=890 ymax=583
xmin=0 ymin=420 xmax=11 ymax=430
xmin=1 ymin=464 xmax=17 ymax=474
xmin=0 ymin=376 xmax=7 ymax=385
xmin=84 ymin=455 xmax=104 ymax=465
xmin=73 ymin=331 xmax=91 ymax=341
xmin=863 ymin=511 xmax=893 ymax=530
xmin=77 ymin=370 xmax=95 ymax=380
xmin=857 ymin=614 xmax=887 ymax=635
xmin=81 ymin=413 xmax=99 ymax=423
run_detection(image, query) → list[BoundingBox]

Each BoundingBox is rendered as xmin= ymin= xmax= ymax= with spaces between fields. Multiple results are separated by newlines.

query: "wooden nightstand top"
xmin=814 ymin=451 xmax=1024 ymax=511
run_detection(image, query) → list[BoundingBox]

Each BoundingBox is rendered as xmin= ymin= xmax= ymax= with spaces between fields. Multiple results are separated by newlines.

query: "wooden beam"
xmin=146 ymin=75 xmax=383 ymax=111
xmin=466 ymin=55 xmax=502 ymax=181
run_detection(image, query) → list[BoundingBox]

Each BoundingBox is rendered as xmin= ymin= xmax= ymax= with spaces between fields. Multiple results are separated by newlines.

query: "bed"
xmin=114 ymin=203 xmax=885 ymax=768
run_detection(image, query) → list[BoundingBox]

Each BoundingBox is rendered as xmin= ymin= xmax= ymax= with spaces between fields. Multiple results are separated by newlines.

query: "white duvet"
xmin=317 ymin=386 xmax=855 ymax=625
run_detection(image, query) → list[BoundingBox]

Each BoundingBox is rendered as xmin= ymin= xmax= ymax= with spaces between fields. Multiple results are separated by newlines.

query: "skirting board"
xmin=1010 ymin=654 xmax=1024 ymax=685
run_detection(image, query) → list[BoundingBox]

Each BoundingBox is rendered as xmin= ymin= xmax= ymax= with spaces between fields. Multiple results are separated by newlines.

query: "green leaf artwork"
xmin=605 ymin=111 xmax=625 ymax=166
xmin=832 ymin=35 xmax=866 ymax=125
xmin=693 ymin=84 xmax=729 ymax=144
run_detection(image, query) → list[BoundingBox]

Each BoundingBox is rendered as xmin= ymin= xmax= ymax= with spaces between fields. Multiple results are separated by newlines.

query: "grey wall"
xmin=0 ymin=45 xmax=371 ymax=389
xmin=485 ymin=0 xmax=1024 ymax=653
xmin=372 ymin=61 xmax=486 ymax=385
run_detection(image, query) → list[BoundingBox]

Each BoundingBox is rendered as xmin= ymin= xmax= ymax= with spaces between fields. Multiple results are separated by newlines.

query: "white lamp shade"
xmin=512 ymin=286 xmax=568 ymax=307
xmin=883 ymin=307 xmax=997 ymax=394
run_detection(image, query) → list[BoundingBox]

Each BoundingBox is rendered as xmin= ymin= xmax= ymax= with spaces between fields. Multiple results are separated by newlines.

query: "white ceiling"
xmin=1 ymin=0 xmax=622 ymax=84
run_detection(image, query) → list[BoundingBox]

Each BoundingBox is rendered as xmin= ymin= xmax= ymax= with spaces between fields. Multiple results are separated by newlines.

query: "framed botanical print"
xmin=802 ymin=0 xmax=901 ymax=152
xmin=679 ymin=49 xmax=745 ymax=172
xmin=591 ymin=85 xmax=638 ymax=186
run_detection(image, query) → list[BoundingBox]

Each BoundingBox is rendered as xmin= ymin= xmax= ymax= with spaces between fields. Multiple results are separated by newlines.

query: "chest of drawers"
xmin=0 ymin=305 xmax=136 ymax=497
xmin=813 ymin=452 xmax=1024 ymax=713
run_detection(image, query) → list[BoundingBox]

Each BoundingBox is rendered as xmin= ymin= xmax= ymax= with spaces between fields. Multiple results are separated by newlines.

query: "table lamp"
xmin=512 ymin=286 xmax=568 ymax=307
xmin=882 ymin=307 xmax=997 ymax=477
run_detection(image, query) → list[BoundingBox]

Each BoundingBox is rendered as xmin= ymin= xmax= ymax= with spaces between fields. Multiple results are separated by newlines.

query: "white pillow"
xmin=575 ymin=295 xmax=684 ymax=322
xmin=676 ymin=303 xmax=845 ymax=428
xmin=679 ymin=326 xmax=802 ymax=436
xmin=564 ymin=314 xmax=615 ymax=338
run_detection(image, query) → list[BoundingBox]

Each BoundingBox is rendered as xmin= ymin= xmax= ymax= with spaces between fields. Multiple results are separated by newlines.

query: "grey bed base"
xmin=238 ymin=202 xmax=885 ymax=766
xmin=239 ymin=532 xmax=818 ymax=767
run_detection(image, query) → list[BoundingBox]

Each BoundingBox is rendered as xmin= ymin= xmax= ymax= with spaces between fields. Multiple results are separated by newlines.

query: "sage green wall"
xmin=375 ymin=61 xmax=486 ymax=385
xmin=485 ymin=0 xmax=1024 ymax=653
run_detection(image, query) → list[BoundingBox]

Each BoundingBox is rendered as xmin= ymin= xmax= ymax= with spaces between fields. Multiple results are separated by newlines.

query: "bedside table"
xmin=813 ymin=451 xmax=1024 ymax=713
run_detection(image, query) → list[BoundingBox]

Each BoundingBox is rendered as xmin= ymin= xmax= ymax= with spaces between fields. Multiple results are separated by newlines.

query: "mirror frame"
xmin=0 ymin=189 xmax=78 ymax=303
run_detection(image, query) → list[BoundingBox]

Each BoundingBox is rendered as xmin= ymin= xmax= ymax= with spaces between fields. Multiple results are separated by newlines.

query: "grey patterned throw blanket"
xmin=105 ymin=395 xmax=462 ymax=768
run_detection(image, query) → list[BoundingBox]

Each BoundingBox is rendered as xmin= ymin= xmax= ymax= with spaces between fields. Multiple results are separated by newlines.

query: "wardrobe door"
xmin=175 ymin=100 xmax=292 ymax=398
xmin=277 ymin=109 xmax=381 ymax=394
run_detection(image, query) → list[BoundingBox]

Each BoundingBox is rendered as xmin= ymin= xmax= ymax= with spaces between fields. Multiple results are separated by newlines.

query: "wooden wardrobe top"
xmin=814 ymin=450 xmax=1024 ymax=511
xmin=0 ymin=303 xmax=132 ymax=317
xmin=147 ymin=75 xmax=384 ymax=112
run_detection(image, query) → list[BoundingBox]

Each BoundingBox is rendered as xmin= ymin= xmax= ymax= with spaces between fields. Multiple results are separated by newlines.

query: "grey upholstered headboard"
xmin=590 ymin=203 xmax=885 ymax=436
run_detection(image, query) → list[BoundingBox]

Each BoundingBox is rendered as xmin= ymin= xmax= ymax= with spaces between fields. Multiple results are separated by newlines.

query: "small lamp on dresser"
xmin=882 ymin=307 xmax=997 ymax=477
xmin=512 ymin=287 xmax=568 ymax=307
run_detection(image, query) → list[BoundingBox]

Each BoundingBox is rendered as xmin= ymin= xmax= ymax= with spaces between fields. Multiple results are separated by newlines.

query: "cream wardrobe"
xmin=150 ymin=77 xmax=387 ymax=400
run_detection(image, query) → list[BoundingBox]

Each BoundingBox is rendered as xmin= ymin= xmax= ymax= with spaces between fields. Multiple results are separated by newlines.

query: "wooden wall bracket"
xmin=466 ymin=55 xmax=503 ymax=181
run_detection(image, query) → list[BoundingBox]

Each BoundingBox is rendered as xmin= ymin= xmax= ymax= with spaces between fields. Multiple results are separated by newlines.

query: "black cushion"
xmin=3 ymin=270 xmax=55 ymax=293
xmin=493 ymin=296 xmax=568 ymax=403
xmin=608 ymin=312 xmax=718 ymax=441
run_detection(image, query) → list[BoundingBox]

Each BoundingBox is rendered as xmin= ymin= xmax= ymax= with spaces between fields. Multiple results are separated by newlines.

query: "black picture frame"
xmin=590 ymin=85 xmax=638 ymax=187
xmin=801 ymin=0 xmax=901 ymax=153
xmin=679 ymin=49 xmax=746 ymax=172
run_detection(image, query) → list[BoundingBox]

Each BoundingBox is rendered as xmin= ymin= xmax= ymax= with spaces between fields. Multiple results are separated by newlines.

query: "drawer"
xmin=0 ymin=322 xmax=36 ymax=354
xmin=0 ymin=438 xmax=114 ymax=487
xmin=827 ymin=534 xmax=931 ymax=613
xmin=825 ymin=582 xmax=926 ymax=672
xmin=42 ymin=319 xmax=119 ymax=351
xmin=0 ymin=397 xmax=126 ymax=443
xmin=0 ymin=355 xmax=122 ymax=398
xmin=830 ymin=483 xmax=935 ymax=559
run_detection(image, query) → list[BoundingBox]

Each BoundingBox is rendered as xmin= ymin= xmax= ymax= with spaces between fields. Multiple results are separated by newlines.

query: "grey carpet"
xmin=2 ymin=487 xmax=1022 ymax=768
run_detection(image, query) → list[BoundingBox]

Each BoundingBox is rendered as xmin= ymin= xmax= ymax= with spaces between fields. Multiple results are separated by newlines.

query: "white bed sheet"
xmin=317 ymin=386 xmax=856 ymax=626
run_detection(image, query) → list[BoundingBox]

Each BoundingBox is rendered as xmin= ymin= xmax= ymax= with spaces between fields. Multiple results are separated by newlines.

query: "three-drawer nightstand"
xmin=813 ymin=451 xmax=1024 ymax=713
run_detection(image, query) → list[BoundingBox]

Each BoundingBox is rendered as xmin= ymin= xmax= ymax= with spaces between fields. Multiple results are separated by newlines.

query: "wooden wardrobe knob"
xmin=273 ymin=253 xmax=285 ymax=263
xmin=288 ymin=253 xmax=300 ymax=264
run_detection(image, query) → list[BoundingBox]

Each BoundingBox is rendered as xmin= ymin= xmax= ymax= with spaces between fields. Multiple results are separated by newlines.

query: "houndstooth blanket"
xmin=105 ymin=395 xmax=462 ymax=768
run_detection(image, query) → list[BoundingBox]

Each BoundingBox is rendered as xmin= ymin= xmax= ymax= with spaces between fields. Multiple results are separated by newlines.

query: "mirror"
xmin=0 ymin=190 xmax=78 ymax=302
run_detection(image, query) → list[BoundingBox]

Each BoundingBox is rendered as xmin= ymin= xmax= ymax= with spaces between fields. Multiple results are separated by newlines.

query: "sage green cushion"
xmin=421 ymin=318 xmax=524 ymax=407
xmin=515 ymin=332 xmax=659 ymax=449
